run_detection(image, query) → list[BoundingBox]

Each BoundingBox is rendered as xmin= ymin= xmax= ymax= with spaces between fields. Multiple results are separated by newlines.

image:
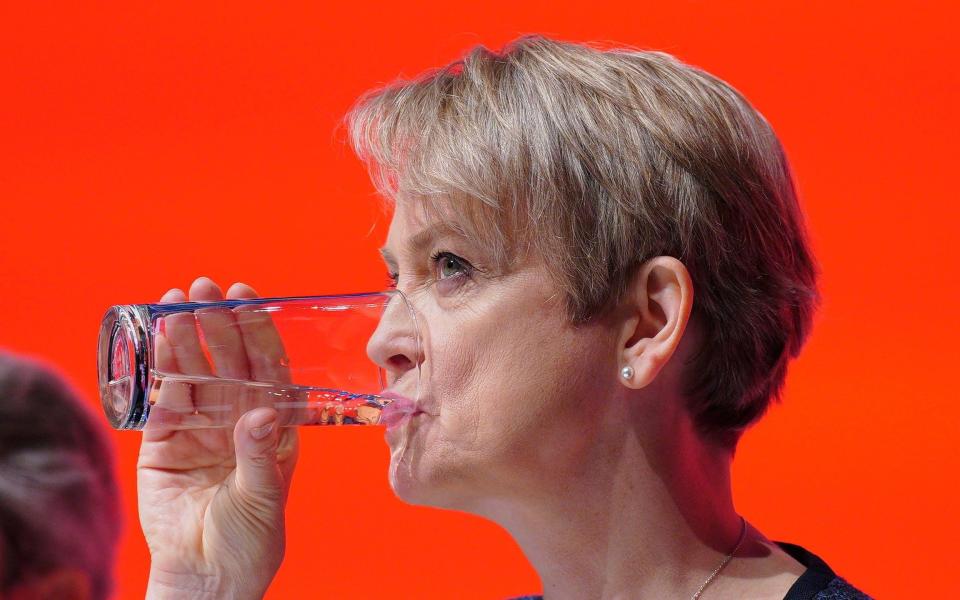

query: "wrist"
xmin=146 ymin=565 xmax=261 ymax=600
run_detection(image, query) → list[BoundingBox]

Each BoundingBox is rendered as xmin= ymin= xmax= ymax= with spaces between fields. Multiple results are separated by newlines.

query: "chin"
xmin=386 ymin=446 xmax=475 ymax=511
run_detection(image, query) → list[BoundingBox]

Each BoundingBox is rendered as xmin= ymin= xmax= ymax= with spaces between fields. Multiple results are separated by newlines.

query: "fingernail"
xmin=250 ymin=421 xmax=275 ymax=440
xmin=161 ymin=288 xmax=186 ymax=303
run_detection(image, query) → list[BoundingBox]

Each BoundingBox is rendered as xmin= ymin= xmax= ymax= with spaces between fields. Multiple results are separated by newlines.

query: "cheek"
xmin=430 ymin=313 xmax=567 ymax=457
xmin=432 ymin=333 xmax=480 ymax=431
xmin=390 ymin=296 xmax=614 ymax=505
xmin=425 ymin=320 xmax=488 ymax=450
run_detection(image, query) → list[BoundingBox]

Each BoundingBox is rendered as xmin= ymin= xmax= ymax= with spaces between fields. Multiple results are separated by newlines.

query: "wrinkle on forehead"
xmin=379 ymin=218 xmax=473 ymax=265
xmin=382 ymin=190 xmax=529 ymax=274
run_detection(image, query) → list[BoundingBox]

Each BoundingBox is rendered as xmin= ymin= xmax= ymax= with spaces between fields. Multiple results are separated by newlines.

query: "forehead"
xmin=378 ymin=198 xmax=474 ymax=259
xmin=380 ymin=221 xmax=470 ymax=259
xmin=377 ymin=194 xmax=529 ymax=277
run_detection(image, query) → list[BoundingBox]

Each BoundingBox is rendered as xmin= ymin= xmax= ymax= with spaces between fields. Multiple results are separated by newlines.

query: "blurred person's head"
xmin=0 ymin=351 xmax=120 ymax=600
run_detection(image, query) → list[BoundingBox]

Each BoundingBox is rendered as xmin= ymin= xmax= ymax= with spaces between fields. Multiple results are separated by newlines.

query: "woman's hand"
xmin=137 ymin=277 xmax=299 ymax=599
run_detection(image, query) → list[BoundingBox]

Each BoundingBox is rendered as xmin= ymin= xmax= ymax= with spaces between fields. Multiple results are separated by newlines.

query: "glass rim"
xmin=129 ymin=289 xmax=407 ymax=315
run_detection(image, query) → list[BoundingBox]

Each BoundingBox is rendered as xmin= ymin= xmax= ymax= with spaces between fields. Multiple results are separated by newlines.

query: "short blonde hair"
xmin=347 ymin=35 xmax=819 ymax=445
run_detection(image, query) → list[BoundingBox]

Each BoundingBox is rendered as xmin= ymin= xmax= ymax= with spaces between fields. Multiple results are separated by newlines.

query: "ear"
xmin=617 ymin=256 xmax=694 ymax=390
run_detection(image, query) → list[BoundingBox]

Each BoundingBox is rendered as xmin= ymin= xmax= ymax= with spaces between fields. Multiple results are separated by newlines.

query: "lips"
xmin=377 ymin=390 xmax=425 ymax=428
xmin=378 ymin=390 xmax=417 ymax=408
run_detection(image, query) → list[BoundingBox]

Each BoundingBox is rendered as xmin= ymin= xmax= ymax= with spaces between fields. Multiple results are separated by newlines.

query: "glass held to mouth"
xmin=97 ymin=290 xmax=421 ymax=431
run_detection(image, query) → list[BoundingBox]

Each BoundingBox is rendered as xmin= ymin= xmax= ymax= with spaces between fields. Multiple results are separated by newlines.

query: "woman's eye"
xmin=384 ymin=252 xmax=474 ymax=292
xmin=431 ymin=251 xmax=472 ymax=281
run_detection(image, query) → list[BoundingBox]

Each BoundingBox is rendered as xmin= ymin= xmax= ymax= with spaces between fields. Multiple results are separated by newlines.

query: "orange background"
xmin=1 ymin=2 xmax=957 ymax=598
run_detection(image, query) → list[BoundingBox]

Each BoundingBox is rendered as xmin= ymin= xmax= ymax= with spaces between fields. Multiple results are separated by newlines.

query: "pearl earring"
xmin=620 ymin=366 xmax=634 ymax=380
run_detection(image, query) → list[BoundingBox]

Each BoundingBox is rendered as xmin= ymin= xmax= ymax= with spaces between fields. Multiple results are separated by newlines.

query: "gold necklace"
xmin=691 ymin=515 xmax=747 ymax=600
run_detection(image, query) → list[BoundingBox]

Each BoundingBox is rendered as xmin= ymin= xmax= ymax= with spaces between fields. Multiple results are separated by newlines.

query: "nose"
xmin=366 ymin=290 xmax=421 ymax=390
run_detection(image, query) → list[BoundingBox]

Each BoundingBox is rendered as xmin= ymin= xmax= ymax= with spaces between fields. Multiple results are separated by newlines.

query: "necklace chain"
xmin=690 ymin=515 xmax=746 ymax=600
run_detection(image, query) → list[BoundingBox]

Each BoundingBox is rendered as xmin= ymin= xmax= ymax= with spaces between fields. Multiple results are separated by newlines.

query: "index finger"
xmin=226 ymin=282 xmax=291 ymax=384
xmin=160 ymin=288 xmax=213 ymax=377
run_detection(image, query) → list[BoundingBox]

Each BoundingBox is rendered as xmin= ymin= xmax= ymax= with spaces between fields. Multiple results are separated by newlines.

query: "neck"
xmin=478 ymin=402 xmax=744 ymax=600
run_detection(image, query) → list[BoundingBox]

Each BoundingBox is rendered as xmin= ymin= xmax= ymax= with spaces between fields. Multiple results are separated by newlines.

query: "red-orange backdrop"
xmin=1 ymin=2 xmax=957 ymax=598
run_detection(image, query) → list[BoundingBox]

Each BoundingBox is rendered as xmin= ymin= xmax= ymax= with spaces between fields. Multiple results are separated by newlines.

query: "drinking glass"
xmin=97 ymin=290 xmax=420 ymax=431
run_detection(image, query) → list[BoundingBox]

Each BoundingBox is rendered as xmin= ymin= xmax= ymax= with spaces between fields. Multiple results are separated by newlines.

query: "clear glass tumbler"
xmin=97 ymin=291 xmax=420 ymax=431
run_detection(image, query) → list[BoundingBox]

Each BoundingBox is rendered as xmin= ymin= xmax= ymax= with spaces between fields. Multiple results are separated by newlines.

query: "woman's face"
xmin=368 ymin=199 xmax=623 ymax=513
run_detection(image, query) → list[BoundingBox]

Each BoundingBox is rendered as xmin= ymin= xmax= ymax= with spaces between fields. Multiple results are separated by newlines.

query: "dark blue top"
xmin=509 ymin=541 xmax=872 ymax=599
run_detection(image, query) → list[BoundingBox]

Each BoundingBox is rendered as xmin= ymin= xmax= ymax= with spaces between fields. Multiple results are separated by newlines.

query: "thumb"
xmin=233 ymin=408 xmax=284 ymax=504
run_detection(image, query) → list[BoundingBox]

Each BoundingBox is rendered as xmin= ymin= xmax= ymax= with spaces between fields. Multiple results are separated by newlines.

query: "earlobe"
xmin=618 ymin=256 xmax=694 ymax=390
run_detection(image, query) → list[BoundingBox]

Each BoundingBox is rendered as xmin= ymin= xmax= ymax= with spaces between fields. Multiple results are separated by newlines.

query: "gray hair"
xmin=347 ymin=35 xmax=819 ymax=446
xmin=0 ymin=351 xmax=120 ymax=598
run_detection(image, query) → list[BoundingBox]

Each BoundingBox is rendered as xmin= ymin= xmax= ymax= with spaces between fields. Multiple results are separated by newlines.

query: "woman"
xmin=138 ymin=36 xmax=870 ymax=598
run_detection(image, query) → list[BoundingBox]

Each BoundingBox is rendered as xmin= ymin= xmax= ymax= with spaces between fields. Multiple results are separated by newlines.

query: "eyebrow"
xmin=378 ymin=222 xmax=469 ymax=266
